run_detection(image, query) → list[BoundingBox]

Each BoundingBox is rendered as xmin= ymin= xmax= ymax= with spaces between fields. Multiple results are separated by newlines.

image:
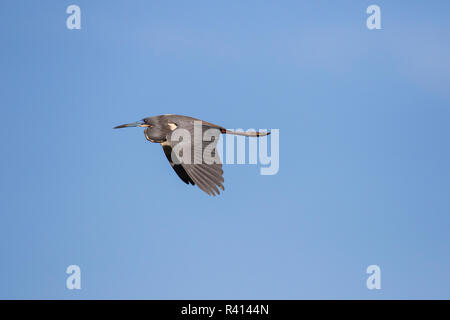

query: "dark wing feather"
xmin=162 ymin=121 xmax=225 ymax=196
xmin=183 ymin=162 xmax=224 ymax=196
xmin=161 ymin=143 xmax=194 ymax=185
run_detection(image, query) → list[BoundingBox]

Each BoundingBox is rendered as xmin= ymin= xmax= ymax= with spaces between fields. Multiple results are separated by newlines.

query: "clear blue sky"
xmin=1 ymin=0 xmax=449 ymax=299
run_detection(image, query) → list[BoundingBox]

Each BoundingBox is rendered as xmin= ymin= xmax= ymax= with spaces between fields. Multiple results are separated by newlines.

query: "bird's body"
xmin=114 ymin=114 xmax=269 ymax=196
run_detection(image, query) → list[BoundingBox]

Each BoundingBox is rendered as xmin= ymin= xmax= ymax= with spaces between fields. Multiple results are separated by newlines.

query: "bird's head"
xmin=114 ymin=117 xmax=169 ymax=142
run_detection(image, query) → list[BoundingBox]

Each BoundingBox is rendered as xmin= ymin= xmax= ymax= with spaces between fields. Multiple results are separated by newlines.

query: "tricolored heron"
xmin=114 ymin=114 xmax=269 ymax=196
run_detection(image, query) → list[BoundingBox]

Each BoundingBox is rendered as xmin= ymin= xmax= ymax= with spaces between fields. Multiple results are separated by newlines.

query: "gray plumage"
xmin=114 ymin=114 xmax=269 ymax=196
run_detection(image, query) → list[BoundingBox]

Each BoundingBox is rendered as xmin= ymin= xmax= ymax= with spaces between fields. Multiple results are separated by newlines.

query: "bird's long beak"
xmin=113 ymin=120 xmax=149 ymax=129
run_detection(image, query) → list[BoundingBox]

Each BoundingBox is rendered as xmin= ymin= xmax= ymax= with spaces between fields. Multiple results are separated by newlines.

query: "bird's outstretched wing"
xmin=161 ymin=122 xmax=224 ymax=196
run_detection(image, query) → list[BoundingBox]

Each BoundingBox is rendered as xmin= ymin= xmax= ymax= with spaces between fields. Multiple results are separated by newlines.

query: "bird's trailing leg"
xmin=221 ymin=129 xmax=270 ymax=137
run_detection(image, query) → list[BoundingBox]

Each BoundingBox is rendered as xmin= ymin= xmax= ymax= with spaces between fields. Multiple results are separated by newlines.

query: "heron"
xmin=114 ymin=114 xmax=270 ymax=196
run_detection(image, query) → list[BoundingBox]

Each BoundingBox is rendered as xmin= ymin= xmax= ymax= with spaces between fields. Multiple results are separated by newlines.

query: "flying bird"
xmin=114 ymin=114 xmax=270 ymax=196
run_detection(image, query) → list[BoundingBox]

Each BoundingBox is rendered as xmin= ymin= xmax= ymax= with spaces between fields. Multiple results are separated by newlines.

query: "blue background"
xmin=1 ymin=0 xmax=449 ymax=299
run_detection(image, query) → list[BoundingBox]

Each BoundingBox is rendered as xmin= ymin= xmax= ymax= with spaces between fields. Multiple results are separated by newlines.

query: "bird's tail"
xmin=221 ymin=129 xmax=270 ymax=137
